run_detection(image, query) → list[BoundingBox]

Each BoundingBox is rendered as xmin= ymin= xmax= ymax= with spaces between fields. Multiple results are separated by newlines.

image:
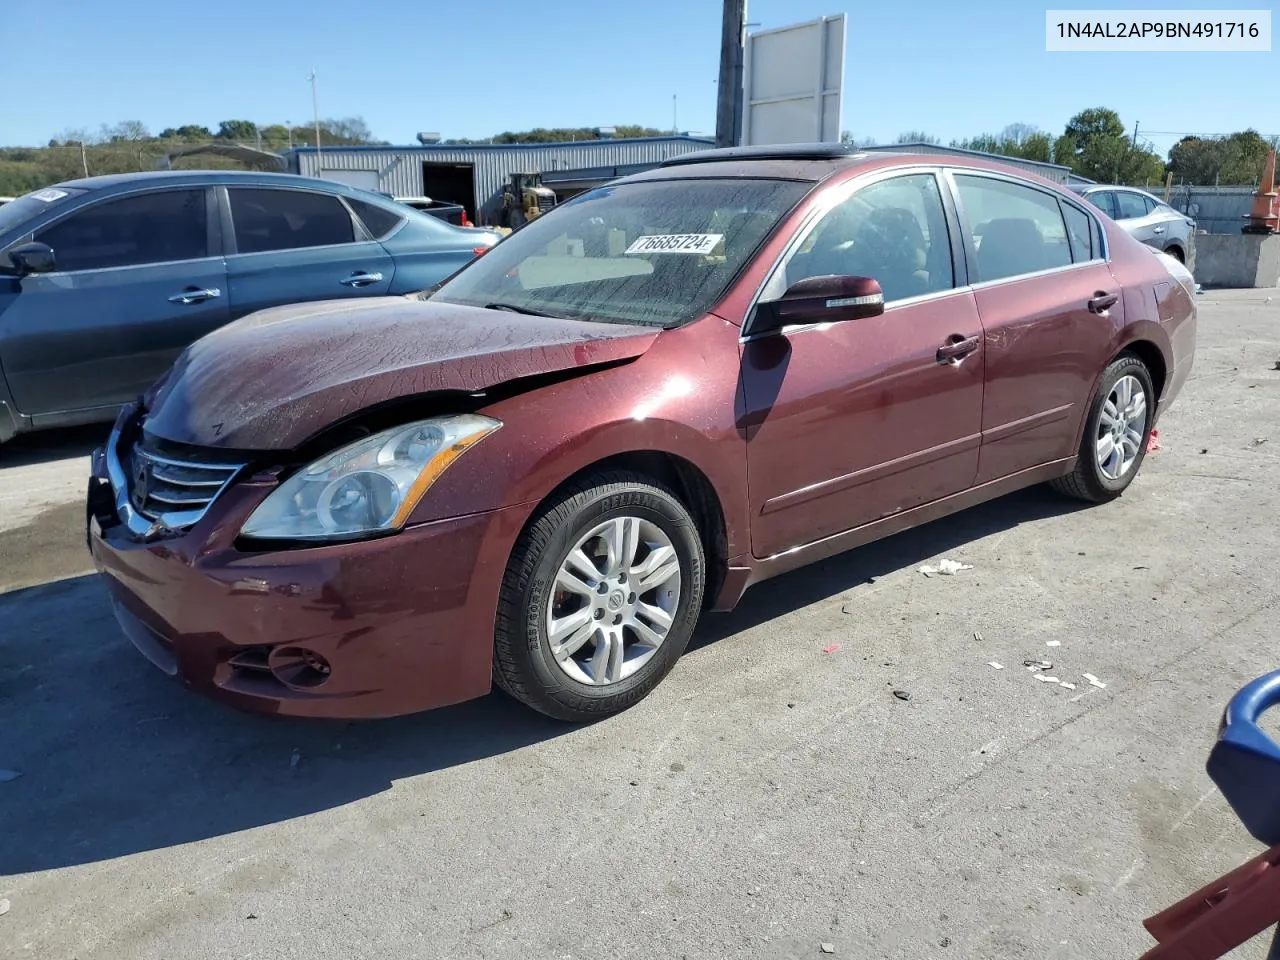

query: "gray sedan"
xmin=1067 ymin=184 xmax=1196 ymax=268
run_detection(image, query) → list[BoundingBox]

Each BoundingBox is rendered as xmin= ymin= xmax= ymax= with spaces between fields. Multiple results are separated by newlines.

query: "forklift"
xmin=500 ymin=172 xmax=557 ymax=229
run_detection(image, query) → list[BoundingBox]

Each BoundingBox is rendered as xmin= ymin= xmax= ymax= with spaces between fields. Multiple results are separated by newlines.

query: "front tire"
xmin=493 ymin=471 xmax=706 ymax=722
xmin=1051 ymin=354 xmax=1155 ymax=503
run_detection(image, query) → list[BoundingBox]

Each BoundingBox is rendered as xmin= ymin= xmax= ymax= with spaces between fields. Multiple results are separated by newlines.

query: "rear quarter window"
xmin=347 ymin=197 xmax=406 ymax=240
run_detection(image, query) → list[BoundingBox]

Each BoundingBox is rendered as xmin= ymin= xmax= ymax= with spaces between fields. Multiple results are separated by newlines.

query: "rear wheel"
xmin=1166 ymin=245 xmax=1185 ymax=264
xmin=493 ymin=471 xmax=705 ymax=722
xmin=1051 ymin=354 xmax=1155 ymax=503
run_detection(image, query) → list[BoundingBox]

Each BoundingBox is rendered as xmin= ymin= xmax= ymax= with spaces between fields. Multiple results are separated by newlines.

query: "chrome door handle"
xmin=936 ymin=334 xmax=980 ymax=364
xmin=340 ymin=272 xmax=384 ymax=287
xmin=1153 ymin=226 xmax=1166 ymax=234
xmin=168 ymin=287 xmax=221 ymax=304
xmin=1089 ymin=291 xmax=1120 ymax=314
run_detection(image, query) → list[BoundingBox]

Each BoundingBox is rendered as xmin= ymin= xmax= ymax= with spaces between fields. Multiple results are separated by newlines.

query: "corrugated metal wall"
xmin=289 ymin=137 xmax=716 ymax=222
xmin=1165 ymin=185 xmax=1255 ymax=235
xmin=860 ymin=144 xmax=1078 ymax=184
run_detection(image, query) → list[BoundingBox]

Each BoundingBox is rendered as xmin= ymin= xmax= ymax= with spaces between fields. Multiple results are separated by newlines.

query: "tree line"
xmin=3 ymin=108 xmax=1275 ymax=197
xmin=0 ymin=118 xmax=382 ymax=196
xmin=844 ymin=107 xmax=1277 ymax=188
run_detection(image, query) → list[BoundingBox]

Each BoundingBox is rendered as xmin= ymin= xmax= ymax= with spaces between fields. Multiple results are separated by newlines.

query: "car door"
xmin=0 ymin=186 xmax=227 ymax=417
xmin=222 ymin=186 xmax=395 ymax=319
xmin=947 ymin=171 xmax=1121 ymax=484
xmin=739 ymin=170 xmax=984 ymax=559
xmin=1113 ymin=189 xmax=1162 ymax=248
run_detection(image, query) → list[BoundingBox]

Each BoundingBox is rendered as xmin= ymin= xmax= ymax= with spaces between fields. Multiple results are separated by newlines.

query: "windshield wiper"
xmin=483 ymin=302 xmax=562 ymax=318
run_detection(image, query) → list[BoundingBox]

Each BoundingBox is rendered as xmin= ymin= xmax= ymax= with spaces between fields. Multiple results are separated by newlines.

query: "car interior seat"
xmin=975 ymin=217 xmax=1047 ymax=280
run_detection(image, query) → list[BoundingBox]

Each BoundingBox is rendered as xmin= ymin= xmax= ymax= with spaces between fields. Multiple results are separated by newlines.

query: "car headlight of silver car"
xmin=241 ymin=414 xmax=501 ymax=541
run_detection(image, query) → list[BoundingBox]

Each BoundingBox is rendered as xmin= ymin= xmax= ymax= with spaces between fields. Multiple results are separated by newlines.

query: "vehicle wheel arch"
xmin=520 ymin=449 xmax=731 ymax=610
xmin=1070 ymin=334 xmax=1169 ymax=454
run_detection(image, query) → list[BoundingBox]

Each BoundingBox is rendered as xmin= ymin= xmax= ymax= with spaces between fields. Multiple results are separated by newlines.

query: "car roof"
xmin=616 ymin=144 xmax=1069 ymax=190
xmin=51 ymin=170 xmax=360 ymax=194
xmin=1071 ymin=183 xmax=1159 ymax=198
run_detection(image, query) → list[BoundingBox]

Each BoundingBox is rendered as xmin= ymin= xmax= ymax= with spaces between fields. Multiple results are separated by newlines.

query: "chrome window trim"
xmin=740 ymin=283 xmax=975 ymax=344
xmin=19 ymin=254 xmax=226 ymax=279
xmin=223 ymin=238 xmax=388 ymax=261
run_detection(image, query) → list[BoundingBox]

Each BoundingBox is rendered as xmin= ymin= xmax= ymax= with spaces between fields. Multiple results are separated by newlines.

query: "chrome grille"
xmin=126 ymin=441 xmax=244 ymax=530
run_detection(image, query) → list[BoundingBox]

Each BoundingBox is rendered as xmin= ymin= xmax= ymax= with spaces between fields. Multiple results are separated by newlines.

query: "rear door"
xmin=948 ymin=171 xmax=1121 ymax=484
xmin=0 ymin=186 xmax=227 ymax=416
xmin=1113 ymin=190 xmax=1161 ymax=247
xmin=222 ymin=186 xmax=395 ymax=320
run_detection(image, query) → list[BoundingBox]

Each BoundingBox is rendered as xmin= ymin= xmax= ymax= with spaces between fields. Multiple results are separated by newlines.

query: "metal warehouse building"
xmin=284 ymin=136 xmax=716 ymax=226
xmin=284 ymin=137 xmax=1091 ymax=226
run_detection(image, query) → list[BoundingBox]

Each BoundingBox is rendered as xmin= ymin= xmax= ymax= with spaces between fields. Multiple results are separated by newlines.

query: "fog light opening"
xmin=268 ymin=646 xmax=333 ymax=690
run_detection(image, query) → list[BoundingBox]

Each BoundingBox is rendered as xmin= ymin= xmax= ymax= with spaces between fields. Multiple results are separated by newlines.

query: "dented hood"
xmin=143 ymin=297 xmax=660 ymax=450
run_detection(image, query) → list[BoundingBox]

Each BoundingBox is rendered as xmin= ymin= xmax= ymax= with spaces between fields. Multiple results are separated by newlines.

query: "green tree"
xmin=159 ymin=124 xmax=213 ymax=140
xmin=1168 ymin=129 xmax=1273 ymax=185
xmin=1054 ymin=107 xmax=1161 ymax=183
xmin=896 ymin=131 xmax=940 ymax=145
xmin=216 ymin=119 xmax=258 ymax=141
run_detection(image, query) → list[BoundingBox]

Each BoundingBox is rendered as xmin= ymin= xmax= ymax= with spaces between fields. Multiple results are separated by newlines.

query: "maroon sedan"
xmin=87 ymin=145 xmax=1197 ymax=722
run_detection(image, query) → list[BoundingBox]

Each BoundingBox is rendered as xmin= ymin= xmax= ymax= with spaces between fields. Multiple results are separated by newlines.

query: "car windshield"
xmin=431 ymin=178 xmax=809 ymax=326
xmin=0 ymin=186 xmax=87 ymax=237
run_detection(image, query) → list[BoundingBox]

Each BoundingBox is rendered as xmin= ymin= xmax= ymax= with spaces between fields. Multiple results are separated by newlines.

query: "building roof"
xmin=282 ymin=135 xmax=716 ymax=158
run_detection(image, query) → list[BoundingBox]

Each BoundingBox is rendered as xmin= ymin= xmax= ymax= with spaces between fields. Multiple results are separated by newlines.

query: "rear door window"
xmin=34 ymin=189 xmax=208 ymax=272
xmin=228 ymin=188 xmax=356 ymax=253
xmin=1114 ymin=191 xmax=1149 ymax=220
xmin=1089 ymin=191 xmax=1118 ymax=218
xmin=953 ymin=175 xmax=1073 ymax=282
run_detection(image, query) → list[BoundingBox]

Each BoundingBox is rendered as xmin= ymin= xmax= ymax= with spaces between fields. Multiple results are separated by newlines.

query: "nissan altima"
xmin=87 ymin=145 xmax=1196 ymax=722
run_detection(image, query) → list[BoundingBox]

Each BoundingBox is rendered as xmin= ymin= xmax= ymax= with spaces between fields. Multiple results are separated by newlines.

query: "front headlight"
xmin=241 ymin=414 xmax=501 ymax=541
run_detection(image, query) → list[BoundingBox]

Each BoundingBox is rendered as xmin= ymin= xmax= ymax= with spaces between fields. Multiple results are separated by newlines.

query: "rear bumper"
xmin=88 ymin=428 xmax=529 ymax=719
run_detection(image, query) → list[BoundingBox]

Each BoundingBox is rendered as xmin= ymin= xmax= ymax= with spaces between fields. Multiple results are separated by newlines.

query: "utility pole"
xmin=715 ymin=0 xmax=747 ymax=148
xmin=1131 ymin=120 xmax=1140 ymax=149
xmin=79 ymin=140 xmax=89 ymax=177
xmin=309 ymin=69 xmax=323 ymax=174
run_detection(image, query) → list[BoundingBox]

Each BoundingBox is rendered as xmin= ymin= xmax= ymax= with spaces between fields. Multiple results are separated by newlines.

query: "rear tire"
xmin=1166 ymin=245 xmax=1185 ymax=264
xmin=493 ymin=471 xmax=705 ymax=722
xmin=1051 ymin=354 xmax=1155 ymax=503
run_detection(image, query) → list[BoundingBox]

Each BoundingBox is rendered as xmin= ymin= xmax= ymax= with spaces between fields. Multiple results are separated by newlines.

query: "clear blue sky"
xmin=1 ymin=0 xmax=1274 ymax=158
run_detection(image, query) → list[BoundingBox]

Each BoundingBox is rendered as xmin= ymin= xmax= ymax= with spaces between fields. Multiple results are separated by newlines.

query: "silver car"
xmin=1067 ymin=184 xmax=1196 ymax=268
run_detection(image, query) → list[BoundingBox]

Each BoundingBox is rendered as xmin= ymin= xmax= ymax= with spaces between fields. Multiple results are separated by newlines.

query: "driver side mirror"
xmin=753 ymin=274 xmax=885 ymax=335
xmin=7 ymin=241 xmax=57 ymax=276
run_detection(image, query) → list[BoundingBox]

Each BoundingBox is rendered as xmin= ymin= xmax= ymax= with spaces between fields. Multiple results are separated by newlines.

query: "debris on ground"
xmin=919 ymin=559 xmax=973 ymax=577
xmin=820 ymin=944 xmax=836 ymax=955
xmin=892 ymin=689 xmax=912 ymax=702
xmin=988 ymin=662 xmax=1004 ymax=670
xmin=1252 ymin=437 xmax=1269 ymax=447
xmin=1084 ymin=674 xmax=1108 ymax=689
xmin=0 ymin=898 xmax=9 ymax=916
xmin=1036 ymin=675 xmax=1061 ymax=684
xmin=1201 ymin=448 xmax=1209 ymax=454
xmin=973 ymin=631 xmax=983 ymax=642
xmin=1024 ymin=660 xmax=1053 ymax=671
xmin=1146 ymin=428 xmax=1161 ymax=453
xmin=1060 ymin=682 xmax=1077 ymax=690
xmin=1046 ymin=640 xmax=1062 ymax=648
xmin=0 ymin=769 xmax=22 ymax=783
xmin=823 ymin=643 xmax=842 ymax=654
